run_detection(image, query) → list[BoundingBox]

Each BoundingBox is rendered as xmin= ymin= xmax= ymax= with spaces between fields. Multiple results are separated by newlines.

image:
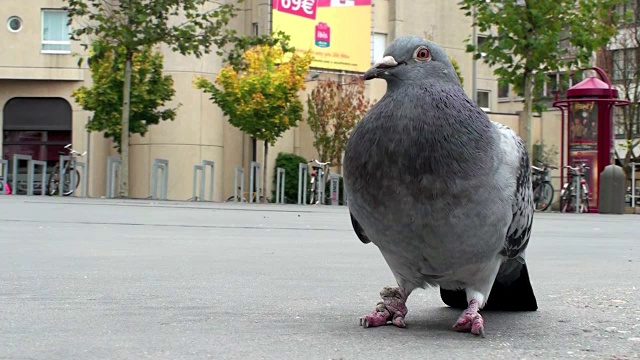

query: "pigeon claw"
xmin=359 ymin=286 xmax=408 ymax=329
xmin=453 ymin=299 xmax=486 ymax=337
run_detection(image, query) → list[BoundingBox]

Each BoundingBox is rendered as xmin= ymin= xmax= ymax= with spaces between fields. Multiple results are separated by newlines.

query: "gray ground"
xmin=0 ymin=196 xmax=639 ymax=360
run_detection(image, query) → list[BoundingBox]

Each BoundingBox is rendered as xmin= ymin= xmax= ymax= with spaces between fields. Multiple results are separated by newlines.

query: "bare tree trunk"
xmin=523 ymin=72 xmax=535 ymax=161
xmin=118 ymin=51 xmax=133 ymax=198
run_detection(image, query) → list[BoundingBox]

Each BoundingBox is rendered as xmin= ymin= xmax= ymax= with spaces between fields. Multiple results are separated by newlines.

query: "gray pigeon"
xmin=343 ymin=36 xmax=537 ymax=337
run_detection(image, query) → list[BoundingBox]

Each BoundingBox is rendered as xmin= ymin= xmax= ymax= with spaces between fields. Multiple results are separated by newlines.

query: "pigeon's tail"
xmin=439 ymin=258 xmax=538 ymax=311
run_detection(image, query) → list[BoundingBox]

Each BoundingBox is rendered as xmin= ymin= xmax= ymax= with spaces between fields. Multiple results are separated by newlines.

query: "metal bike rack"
xmin=106 ymin=156 xmax=121 ymax=198
xmin=329 ymin=173 xmax=341 ymax=206
xmin=275 ymin=167 xmax=286 ymax=204
xmin=297 ymin=163 xmax=308 ymax=205
xmin=27 ymin=160 xmax=47 ymax=196
xmin=316 ymin=170 xmax=326 ymax=205
xmin=233 ymin=166 xmax=245 ymax=203
xmin=0 ymin=159 xmax=8 ymax=195
xmin=343 ymin=181 xmax=349 ymax=206
xmin=574 ymin=171 xmax=580 ymax=214
xmin=632 ymin=162 xmax=638 ymax=209
xmin=151 ymin=158 xmax=169 ymax=200
xmin=249 ymin=161 xmax=261 ymax=203
xmin=12 ymin=154 xmax=32 ymax=195
xmin=192 ymin=160 xmax=215 ymax=201
xmin=58 ymin=155 xmax=71 ymax=197
xmin=73 ymin=159 xmax=87 ymax=198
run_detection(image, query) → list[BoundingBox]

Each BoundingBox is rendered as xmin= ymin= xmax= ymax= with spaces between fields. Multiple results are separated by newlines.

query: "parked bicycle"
xmin=531 ymin=161 xmax=556 ymax=212
xmin=559 ymin=162 xmax=590 ymax=213
xmin=47 ymin=144 xmax=86 ymax=196
xmin=308 ymin=159 xmax=331 ymax=205
xmin=626 ymin=186 xmax=640 ymax=206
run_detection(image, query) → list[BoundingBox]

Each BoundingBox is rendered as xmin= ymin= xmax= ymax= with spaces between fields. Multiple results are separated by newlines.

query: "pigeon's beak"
xmin=363 ymin=55 xmax=400 ymax=80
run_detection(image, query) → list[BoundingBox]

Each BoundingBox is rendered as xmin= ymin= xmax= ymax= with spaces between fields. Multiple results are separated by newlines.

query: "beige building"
xmin=0 ymin=0 xmax=564 ymax=202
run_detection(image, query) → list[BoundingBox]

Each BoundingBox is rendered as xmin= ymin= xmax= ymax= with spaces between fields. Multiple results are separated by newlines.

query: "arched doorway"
xmin=2 ymin=97 xmax=73 ymax=193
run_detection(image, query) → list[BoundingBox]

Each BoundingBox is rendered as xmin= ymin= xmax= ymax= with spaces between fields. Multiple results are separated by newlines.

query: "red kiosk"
xmin=552 ymin=67 xmax=629 ymax=213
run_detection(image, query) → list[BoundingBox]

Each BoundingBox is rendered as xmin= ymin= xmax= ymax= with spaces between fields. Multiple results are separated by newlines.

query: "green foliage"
xmin=449 ymin=56 xmax=464 ymax=86
xmin=532 ymin=141 xmax=559 ymax=167
xmin=66 ymin=0 xmax=242 ymax=61
xmin=272 ymin=152 xmax=308 ymax=204
xmin=195 ymin=43 xmax=313 ymax=145
xmin=72 ymin=40 xmax=177 ymax=151
xmin=459 ymin=0 xmax=622 ymax=98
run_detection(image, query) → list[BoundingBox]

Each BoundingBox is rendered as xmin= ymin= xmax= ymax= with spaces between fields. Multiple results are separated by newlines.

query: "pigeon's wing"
xmin=350 ymin=212 xmax=371 ymax=244
xmin=440 ymin=122 xmax=538 ymax=312
xmin=492 ymin=121 xmax=534 ymax=259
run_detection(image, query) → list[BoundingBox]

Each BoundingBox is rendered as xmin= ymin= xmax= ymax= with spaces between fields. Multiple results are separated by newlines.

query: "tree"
xmin=306 ymin=77 xmax=373 ymax=169
xmin=458 ymin=0 xmax=623 ymax=158
xmin=194 ymin=44 xmax=313 ymax=201
xmin=72 ymin=40 xmax=178 ymax=150
xmin=66 ymin=0 xmax=242 ymax=197
xmin=598 ymin=1 xmax=640 ymax=173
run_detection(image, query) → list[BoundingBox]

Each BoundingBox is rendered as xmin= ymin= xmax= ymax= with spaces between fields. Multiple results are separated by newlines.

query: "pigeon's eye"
xmin=415 ymin=47 xmax=431 ymax=61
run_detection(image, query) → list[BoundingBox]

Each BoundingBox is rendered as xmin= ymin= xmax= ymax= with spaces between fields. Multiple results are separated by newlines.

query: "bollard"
xmin=151 ymin=158 xmax=169 ymax=200
xmin=0 ymin=159 xmax=8 ymax=195
xmin=633 ymin=162 xmax=638 ymax=209
xmin=233 ymin=166 xmax=245 ymax=202
xmin=249 ymin=161 xmax=261 ymax=203
xmin=298 ymin=163 xmax=308 ymax=205
xmin=27 ymin=160 xmax=47 ymax=196
xmin=599 ymin=165 xmax=625 ymax=214
xmin=12 ymin=154 xmax=32 ymax=195
xmin=329 ymin=173 xmax=341 ymax=206
xmin=106 ymin=156 xmax=121 ymax=198
xmin=275 ymin=167 xmax=286 ymax=204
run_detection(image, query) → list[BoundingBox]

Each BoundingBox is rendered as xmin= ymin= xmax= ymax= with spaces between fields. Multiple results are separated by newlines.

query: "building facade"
xmin=1 ymin=0 xmax=564 ymax=201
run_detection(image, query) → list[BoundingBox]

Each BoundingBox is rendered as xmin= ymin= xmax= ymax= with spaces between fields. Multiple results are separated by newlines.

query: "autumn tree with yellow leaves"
xmin=195 ymin=44 xmax=312 ymax=200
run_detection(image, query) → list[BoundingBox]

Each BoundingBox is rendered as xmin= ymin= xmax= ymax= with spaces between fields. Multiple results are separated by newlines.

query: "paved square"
xmin=1 ymin=196 xmax=639 ymax=359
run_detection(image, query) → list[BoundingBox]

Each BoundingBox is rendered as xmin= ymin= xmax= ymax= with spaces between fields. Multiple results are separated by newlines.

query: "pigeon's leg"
xmin=360 ymin=286 xmax=410 ymax=328
xmin=453 ymin=261 xmax=501 ymax=337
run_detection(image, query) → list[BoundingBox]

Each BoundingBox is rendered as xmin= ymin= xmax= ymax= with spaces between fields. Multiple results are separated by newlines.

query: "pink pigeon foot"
xmin=453 ymin=299 xmax=485 ymax=337
xmin=360 ymin=286 xmax=408 ymax=328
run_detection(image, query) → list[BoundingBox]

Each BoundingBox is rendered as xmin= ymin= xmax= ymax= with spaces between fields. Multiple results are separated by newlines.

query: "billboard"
xmin=271 ymin=0 xmax=372 ymax=73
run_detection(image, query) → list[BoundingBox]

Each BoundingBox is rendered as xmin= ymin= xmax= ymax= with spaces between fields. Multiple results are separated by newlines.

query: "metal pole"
xmin=298 ymin=163 xmax=308 ymax=205
xmin=471 ymin=6 xmax=477 ymax=104
xmin=575 ymin=169 xmax=580 ymax=213
xmin=633 ymin=162 xmax=636 ymax=209
xmin=192 ymin=165 xmax=203 ymax=200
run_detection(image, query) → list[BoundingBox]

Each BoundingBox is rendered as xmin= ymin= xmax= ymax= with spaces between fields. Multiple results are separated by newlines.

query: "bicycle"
xmin=559 ymin=163 xmax=590 ymax=213
xmin=531 ymin=161 xmax=556 ymax=212
xmin=47 ymin=144 xmax=86 ymax=196
xmin=0 ymin=175 xmax=11 ymax=195
xmin=308 ymin=159 xmax=331 ymax=205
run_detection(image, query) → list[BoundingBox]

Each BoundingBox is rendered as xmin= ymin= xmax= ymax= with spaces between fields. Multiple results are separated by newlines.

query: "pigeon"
xmin=343 ymin=35 xmax=537 ymax=337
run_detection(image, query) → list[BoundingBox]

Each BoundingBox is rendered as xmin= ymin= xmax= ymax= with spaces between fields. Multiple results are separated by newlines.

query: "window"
xmin=477 ymin=35 xmax=488 ymax=47
xmin=252 ymin=22 xmax=259 ymax=36
xmin=498 ymin=82 xmax=509 ymax=99
xmin=476 ymin=90 xmax=490 ymax=111
xmin=41 ymin=9 xmax=71 ymax=54
xmin=612 ymin=48 xmax=637 ymax=82
xmin=7 ymin=16 xmax=23 ymax=32
xmin=372 ymin=33 xmax=386 ymax=64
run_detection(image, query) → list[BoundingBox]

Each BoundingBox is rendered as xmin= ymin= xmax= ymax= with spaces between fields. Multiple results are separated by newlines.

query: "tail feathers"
xmin=440 ymin=260 xmax=538 ymax=311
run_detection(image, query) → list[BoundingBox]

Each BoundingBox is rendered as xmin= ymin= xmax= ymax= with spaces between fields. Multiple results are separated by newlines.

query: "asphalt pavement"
xmin=1 ymin=196 xmax=639 ymax=359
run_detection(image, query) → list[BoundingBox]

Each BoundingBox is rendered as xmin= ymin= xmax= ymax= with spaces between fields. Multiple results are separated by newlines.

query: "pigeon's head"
xmin=363 ymin=36 xmax=460 ymax=88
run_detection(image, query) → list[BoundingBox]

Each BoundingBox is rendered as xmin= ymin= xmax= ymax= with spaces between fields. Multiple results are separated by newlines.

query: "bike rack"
xmin=192 ymin=160 xmax=215 ymax=201
xmin=632 ymin=162 xmax=638 ymax=209
xmin=73 ymin=159 xmax=87 ymax=198
xmin=58 ymin=155 xmax=71 ymax=197
xmin=233 ymin=166 xmax=245 ymax=203
xmin=151 ymin=158 xmax=169 ymax=200
xmin=297 ymin=163 xmax=308 ymax=205
xmin=249 ymin=161 xmax=261 ymax=204
xmin=12 ymin=154 xmax=32 ymax=195
xmin=0 ymin=159 xmax=8 ymax=195
xmin=106 ymin=156 xmax=121 ymax=198
xmin=317 ymin=170 xmax=325 ymax=205
xmin=27 ymin=160 xmax=47 ymax=196
xmin=275 ymin=167 xmax=286 ymax=204
xmin=329 ymin=173 xmax=341 ymax=206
